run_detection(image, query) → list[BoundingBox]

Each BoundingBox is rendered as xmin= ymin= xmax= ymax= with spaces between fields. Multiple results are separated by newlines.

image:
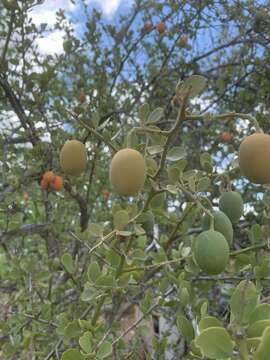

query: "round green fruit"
xmin=219 ymin=191 xmax=243 ymax=224
xmin=194 ymin=230 xmax=229 ymax=275
xmin=60 ymin=140 xmax=87 ymax=176
xmin=109 ymin=148 xmax=146 ymax=197
xmin=202 ymin=211 xmax=233 ymax=245
xmin=239 ymin=133 xmax=270 ymax=184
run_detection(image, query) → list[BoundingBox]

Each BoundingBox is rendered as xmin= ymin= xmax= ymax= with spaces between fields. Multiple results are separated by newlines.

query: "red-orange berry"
xmin=79 ymin=92 xmax=86 ymax=103
xmin=172 ymin=95 xmax=179 ymax=107
xmin=52 ymin=176 xmax=63 ymax=191
xmin=142 ymin=23 xmax=151 ymax=33
xmin=179 ymin=35 xmax=188 ymax=47
xmin=221 ymin=131 xmax=232 ymax=143
xmin=23 ymin=191 xmax=29 ymax=203
xmin=40 ymin=178 xmax=49 ymax=190
xmin=43 ymin=171 xmax=55 ymax=183
xmin=156 ymin=21 xmax=165 ymax=34
xmin=102 ymin=189 xmax=109 ymax=199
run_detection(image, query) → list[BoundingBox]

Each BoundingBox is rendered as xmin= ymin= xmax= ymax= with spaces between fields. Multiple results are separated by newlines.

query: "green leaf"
xmin=176 ymin=315 xmax=194 ymax=343
xmin=230 ymin=280 xmax=258 ymax=325
xmin=146 ymin=107 xmax=164 ymax=124
xmin=61 ymin=349 xmax=84 ymax=360
xmin=199 ymin=316 xmax=222 ymax=332
xmin=87 ymin=261 xmax=101 ymax=283
xmin=181 ymin=75 xmax=207 ymax=98
xmin=166 ymin=146 xmax=186 ymax=161
xmin=147 ymin=145 xmax=164 ymax=155
xmin=167 ymin=166 xmax=180 ymax=184
xmin=249 ymin=224 xmax=262 ymax=244
xmin=197 ymin=177 xmax=211 ymax=192
xmin=247 ymin=320 xmax=270 ymax=338
xmin=195 ymin=327 xmax=234 ymax=359
xmin=61 ymin=253 xmax=74 ymax=274
xmin=64 ymin=320 xmax=81 ymax=339
xmin=138 ymin=103 xmax=150 ymax=123
xmin=96 ymin=274 xmax=116 ymax=287
xmin=89 ymin=223 xmax=103 ymax=237
xmin=97 ymin=340 xmax=113 ymax=359
xmin=150 ymin=192 xmax=165 ymax=208
xmin=254 ymin=326 xmax=270 ymax=360
xmin=79 ymin=331 xmax=92 ymax=353
xmin=249 ymin=304 xmax=270 ymax=324
xmin=113 ymin=210 xmax=129 ymax=230
xmin=200 ymin=152 xmax=213 ymax=173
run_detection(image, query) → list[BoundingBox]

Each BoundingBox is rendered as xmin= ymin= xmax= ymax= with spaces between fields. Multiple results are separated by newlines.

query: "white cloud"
xmin=29 ymin=0 xmax=77 ymax=55
xmin=88 ymin=0 xmax=133 ymax=16
xmin=29 ymin=0 xmax=77 ymax=26
xmin=35 ymin=30 xmax=65 ymax=55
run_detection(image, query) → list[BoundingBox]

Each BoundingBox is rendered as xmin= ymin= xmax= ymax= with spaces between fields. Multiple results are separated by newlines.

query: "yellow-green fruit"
xmin=109 ymin=148 xmax=146 ymax=196
xmin=219 ymin=191 xmax=243 ymax=224
xmin=239 ymin=133 xmax=270 ymax=184
xmin=194 ymin=230 xmax=229 ymax=275
xmin=60 ymin=140 xmax=87 ymax=176
xmin=202 ymin=211 xmax=233 ymax=245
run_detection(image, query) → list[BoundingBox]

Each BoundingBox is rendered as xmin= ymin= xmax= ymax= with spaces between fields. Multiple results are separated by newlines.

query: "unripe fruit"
xmin=178 ymin=35 xmax=188 ymax=47
xmin=40 ymin=178 xmax=49 ymax=190
xmin=221 ymin=131 xmax=232 ymax=143
xmin=109 ymin=148 xmax=146 ymax=197
xmin=43 ymin=171 xmax=55 ymax=183
xmin=156 ymin=21 xmax=165 ymax=34
xmin=60 ymin=140 xmax=87 ymax=176
xmin=79 ymin=92 xmax=86 ymax=103
xmin=52 ymin=176 xmax=63 ymax=191
xmin=219 ymin=191 xmax=243 ymax=224
xmin=202 ymin=211 xmax=233 ymax=245
xmin=239 ymin=133 xmax=270 ymax=184
xmin=194 ymin=230 xmax=229 ymax=275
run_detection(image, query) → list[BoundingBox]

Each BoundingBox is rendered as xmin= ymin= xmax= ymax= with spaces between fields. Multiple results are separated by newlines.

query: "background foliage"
xmin=0 ymin=0 xmax=270 ymax=359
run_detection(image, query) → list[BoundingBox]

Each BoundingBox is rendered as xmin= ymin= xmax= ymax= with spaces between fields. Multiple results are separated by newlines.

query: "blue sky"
xmin=30 ymin=0 xmax=134 ymax=54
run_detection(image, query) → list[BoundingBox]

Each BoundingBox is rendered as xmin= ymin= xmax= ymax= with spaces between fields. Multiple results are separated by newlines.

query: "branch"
xmin=0 ymin=223 xmax=50 ymax=244
xmin=64 ymin=181 xmax=89 ymax=232
xmin=0 ymin=73 xmax=39 ymax=145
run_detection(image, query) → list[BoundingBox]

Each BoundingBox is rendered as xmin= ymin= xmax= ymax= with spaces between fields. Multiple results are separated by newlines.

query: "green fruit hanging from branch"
xmin=219 ymin=191 xmax=243 ymax=224
xmin=60 ymin=140 xmax=87 ymax=176
xmin=109 ymin=148 xmax=146 ymax=197
xmin=193 ymin=230 xmax=229 ymax=275
xmin=202 ymin=211 xmax=233 ymax=246
xmin=239 ymin=133 xmax=270 ymax=184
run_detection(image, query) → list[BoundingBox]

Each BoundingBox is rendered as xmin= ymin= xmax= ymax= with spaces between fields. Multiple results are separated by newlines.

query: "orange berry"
xmin=52 ymin=176 xmax=63 ymax=191
xmin=156 ymin=21 xmax=165 ymax=34
xmin=23 ymin=191 xmax=29 ymax=202
xmin=79 ymin=92 xmax=86 ymax=103
xmin=179 ymin=35 xmax=188 ymax=47
xmin=102 ymin=189 xmax=109 ymax=199
xmin=172 ymin=95 xmax=179 ymax=107
xmin=142 ymin=23 xmax=151 ymax=33
xmin=40 ymin=178 xmax=49 ymax=190
xmin=221 ymin=131 xmax=232 ymax=143
xmin=43 ymin=171 xmax=55 ymax=183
